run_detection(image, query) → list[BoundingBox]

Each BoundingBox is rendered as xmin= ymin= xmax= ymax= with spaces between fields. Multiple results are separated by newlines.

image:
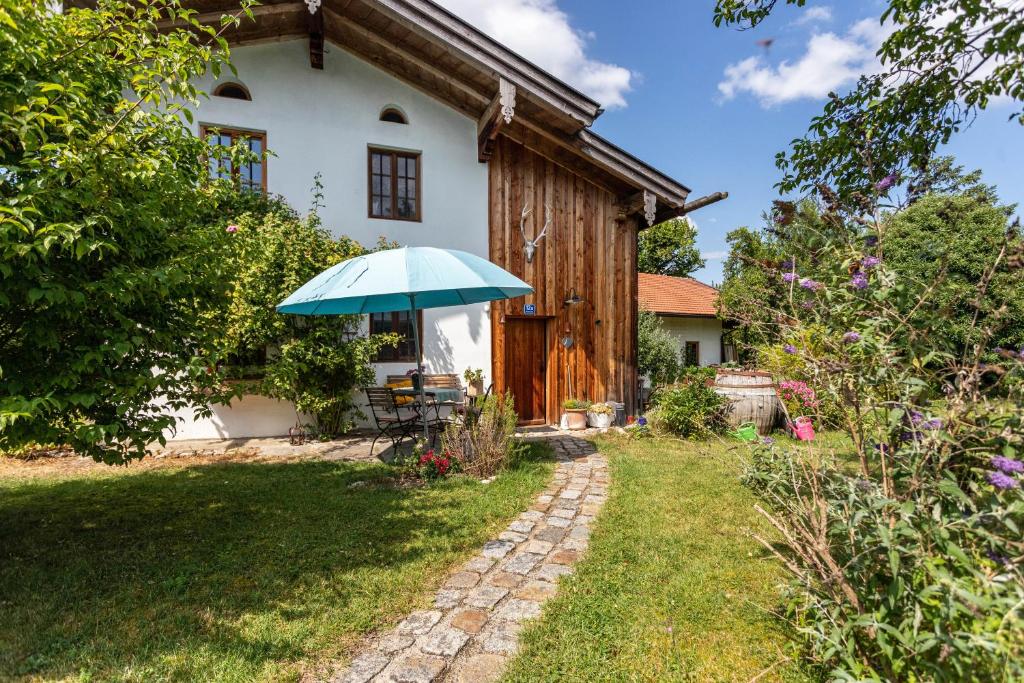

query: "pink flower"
xmin=226 ymin=224 xmax=239 ymax=234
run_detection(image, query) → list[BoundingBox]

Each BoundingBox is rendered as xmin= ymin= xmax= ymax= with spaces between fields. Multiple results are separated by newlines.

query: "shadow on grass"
xmin=0 ymin=447 xmax=552 ymax=681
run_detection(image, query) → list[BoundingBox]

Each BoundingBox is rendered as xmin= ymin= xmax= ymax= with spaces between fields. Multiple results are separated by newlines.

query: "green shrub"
xmin=648 ymin=382 xmax=728 ymax=439
xmin=441 ymin=392 xmax=522 ymax=478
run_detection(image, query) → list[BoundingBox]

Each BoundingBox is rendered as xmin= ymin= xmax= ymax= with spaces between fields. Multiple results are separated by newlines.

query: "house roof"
xmin=638 ymin=273 xmax=719 ymax=318
xmin=69 ymin=0 xmax=703 ymax=216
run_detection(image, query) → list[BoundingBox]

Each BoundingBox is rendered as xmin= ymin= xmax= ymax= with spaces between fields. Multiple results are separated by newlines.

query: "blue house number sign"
xmin=523 ymin=304 xmax=536 ymax=316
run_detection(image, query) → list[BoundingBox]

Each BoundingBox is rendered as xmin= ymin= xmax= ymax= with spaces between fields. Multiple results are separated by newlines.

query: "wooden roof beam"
xmin=307 ymin=1 xmax=325 ymax=69
xmin=478 ymin=78 xmax=516 ymax=162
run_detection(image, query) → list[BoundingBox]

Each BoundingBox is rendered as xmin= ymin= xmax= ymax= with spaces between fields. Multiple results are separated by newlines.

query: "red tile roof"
xmin=638 ymin=273 xmax=719 ymax=317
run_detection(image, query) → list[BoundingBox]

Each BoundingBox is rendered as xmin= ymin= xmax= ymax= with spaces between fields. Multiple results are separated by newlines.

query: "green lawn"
xmin=0 ymin=447 xmax=553 ymax=682
xmin=503 ymin=436 xmax=811 ymax=683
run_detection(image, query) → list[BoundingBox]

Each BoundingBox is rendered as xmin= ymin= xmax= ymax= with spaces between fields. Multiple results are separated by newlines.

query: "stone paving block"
xmin=558 ymin=489 xmax=582 ymax=500
xmin=549 ymin=549 xmax=579 ymax=565
xmin=444 ymin=572 xmax=480 ymax=589
xmin=562 ymin=537 xmax=588 ymax=552
xmin=397 ymin=610 xmax=442 ymax=635
xmin=376 ymin=632 xmax=415 ymax=654
xmin=486 ymin=571 xmax=523 ymax=589
xmin=494 ymin=597 xmax=542 ymax=622
xmin=498 ymin=530 xmax=528 ymax=543
xmin=481 ymin=540 xmax=515 ymax=559
xmin=519 ymin=510 xmax=544 ymax=521
xmin=535 ymin=563 xmax=574 ymax=582
xmin=419 ymin=625 xmax=470 ymax=657
xmin=502 ymin=552 xmax=544 ymax=575
xmin=569 ymin=525 xmax=591 ymax=540
xmin=337 ymin=651 xmax=390 ymax=683
xmin=545 ymin=516 xmax=572 ymax=528
xmin=535 ymin=495 xmax=554 ymax=505
xmin=434 ymin=589 xmax=463 ymax=609
xmin=584 ymin=494 xmax=606 ymax=504
xmin=549 ymin=507 xmax=576 ymax=519
xmin=523 ymin=540 xmax=554 ymax=555
xmin=515 ymin=579 xmax=557 ymax=602
xmin=465 ymin=585 xmax=509 ymax=609
xmin=574 ymin=514 xmax=594 ymax=526
xmin=581 ymin=503 xmax=601 ymax=516
xmin=508 ymin=519 xmax=535 ymax=534
xmin=462 ymin=556 xmax=494 ymax=574
xmin=450 ymin=608 xmax=488 ymax=634
xmin=448 ymin=653 xmax=508 ymax=683
xmin=481 ymin=621 xmax=523 ymax=655
xmin=534 ymin=526 xmax=566 ymax=544
xmin=386 ymin=653 xmax=446 ymax=683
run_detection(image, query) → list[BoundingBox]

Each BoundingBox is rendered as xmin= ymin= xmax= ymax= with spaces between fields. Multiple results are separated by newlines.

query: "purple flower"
xmin=762 ymin=437 xmax=775 ymax=446
xmin=781 ymin=259 xmax=795 ymax=270
xmin=226 ymin=224 xmax=239 ymax=234
xmin=991 ymin=456 xmax=1024 ymax=474
xmin=864 ymin=235 xmax=879 ymax=247
xmin=988 ymin=470 xmax=1019 ymax=490
xmin=842 ymin=331 xmax=861 ymax=343
xmin=783 ymin=344 xmax=797 ymax=355
xmin=799 ymin=278 xmax=823 ymax=291
xmin=782 ymin=272 xmax=797 ymax=283
xmin=986 ymin=550 xmax=1010 ymax=566
xmin=861 ymin=256 xmax=881 ymax=269
xmin=850 ymin=271 xmax=869 ymax=290
xmin=637 ymin=416 xmax=648 ymax=427
xmin=875 ymin=173 xmax=898 ymax=192
xmin=801 ymin=300 xmax=816 ymax=310
xmin=922 ymin=418 xmax=943 ymax=431
xmin=909 ymin=411 xmax=924 ymax=425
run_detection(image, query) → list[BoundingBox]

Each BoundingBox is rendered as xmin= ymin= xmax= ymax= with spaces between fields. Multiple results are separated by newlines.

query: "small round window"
xmin=379 ymin=107 xmax=407 ymax=124
xmin=213 ymin=82 xmax=252 ymax=101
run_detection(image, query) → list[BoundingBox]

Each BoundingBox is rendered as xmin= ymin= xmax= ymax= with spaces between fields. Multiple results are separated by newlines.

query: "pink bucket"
xmin=793 ymin=416 xmax=815 ymax=441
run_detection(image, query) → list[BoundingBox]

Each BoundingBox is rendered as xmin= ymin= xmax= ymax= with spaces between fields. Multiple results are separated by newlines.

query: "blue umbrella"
xmin=277 ymin=246 xmax=533 ymax=439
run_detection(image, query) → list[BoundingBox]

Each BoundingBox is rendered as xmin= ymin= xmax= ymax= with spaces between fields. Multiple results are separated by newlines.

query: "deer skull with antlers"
xmin=519 ymin=204 xmax=551 ymax=263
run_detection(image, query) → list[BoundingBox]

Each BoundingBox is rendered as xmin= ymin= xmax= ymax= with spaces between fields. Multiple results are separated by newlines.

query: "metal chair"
xmin=364 ymin=387 xmax=422 ymax=456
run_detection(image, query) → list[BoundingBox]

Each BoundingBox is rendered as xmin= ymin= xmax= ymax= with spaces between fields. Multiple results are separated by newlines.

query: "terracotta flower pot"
xmin=563 ymin=409 xmax=588 ymax=430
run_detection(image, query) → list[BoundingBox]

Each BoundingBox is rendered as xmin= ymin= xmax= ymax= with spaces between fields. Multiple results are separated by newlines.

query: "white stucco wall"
xmin=166 ymin=39 xmax=490 ymax=440
xmin=661 ymin=316 xmax=723 ymax=367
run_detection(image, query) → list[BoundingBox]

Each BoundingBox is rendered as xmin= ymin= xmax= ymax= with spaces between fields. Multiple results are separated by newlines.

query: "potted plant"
xmin=561 ymin=398 xmax=590 ymax=430
xmin=586 ymin=402 xmax=614 ymax=429
xmin=463 ymin=367 xmax=485 ymax=397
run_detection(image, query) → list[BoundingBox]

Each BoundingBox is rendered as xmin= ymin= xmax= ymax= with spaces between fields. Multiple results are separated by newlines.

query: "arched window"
xmin=379 ymin=107 xmax=408 ymax=124
xmin=213 ymin=82 xmax=252 ymax=101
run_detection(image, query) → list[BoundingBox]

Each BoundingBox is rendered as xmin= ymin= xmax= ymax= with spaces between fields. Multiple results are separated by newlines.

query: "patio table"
xmin=393 ymin=387 xmax=464 ymax=444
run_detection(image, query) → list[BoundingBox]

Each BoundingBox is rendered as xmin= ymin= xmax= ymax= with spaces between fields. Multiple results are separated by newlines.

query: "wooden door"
xmin=504 ymin=318 xmax=547 ymax=425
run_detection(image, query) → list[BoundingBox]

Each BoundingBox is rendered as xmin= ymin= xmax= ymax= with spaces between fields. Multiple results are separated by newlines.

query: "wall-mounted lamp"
xmin=563 ymin=288 xmax=583 ymax=307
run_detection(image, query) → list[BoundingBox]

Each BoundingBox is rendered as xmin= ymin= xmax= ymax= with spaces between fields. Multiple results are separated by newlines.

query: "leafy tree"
xmin=885 ymin=194 xmax=1023 ymax=351
xmin=0 ymin=0 xmax=254 ymax=463
xmin=637 ymin=309 xmax=680 ymax=386
xmin=713 ymin=0 xmax=1024 ymax=200
xmin=637 ymin=218 xmax=705 ymax=277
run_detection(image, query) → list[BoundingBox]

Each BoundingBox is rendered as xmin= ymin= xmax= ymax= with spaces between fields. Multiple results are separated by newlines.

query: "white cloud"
xmin=701 ymin=250 xmax=728 ymax=260
xmin=434 ymin=0 xmax=632 ymax=108
xmin=793 ymin=6 xmax=833 ymax=25
xmin=718 ymin=18 xmax=891 ymax=106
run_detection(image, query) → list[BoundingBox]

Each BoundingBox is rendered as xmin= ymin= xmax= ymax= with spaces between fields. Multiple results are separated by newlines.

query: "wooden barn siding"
xmin=489 ymin=136 xmax=637 ymax=424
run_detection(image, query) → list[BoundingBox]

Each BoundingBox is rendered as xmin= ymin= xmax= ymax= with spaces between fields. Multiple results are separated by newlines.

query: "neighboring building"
xmin=84 ymin=0 xmax=725 ymax=436
xmin=638 ymin=273 xmax=731 ymax=368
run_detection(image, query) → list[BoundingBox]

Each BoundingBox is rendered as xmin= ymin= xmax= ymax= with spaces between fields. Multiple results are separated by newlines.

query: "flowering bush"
xmin=737 ymin=185 xmax=1024 ymax=680
xmin=418 ymin=449 xmax=457 ymax=480
xmin=441 ymin=392 xmax=521 ymax=478
xmin=777 ymin=379 xmax=818 ymax=418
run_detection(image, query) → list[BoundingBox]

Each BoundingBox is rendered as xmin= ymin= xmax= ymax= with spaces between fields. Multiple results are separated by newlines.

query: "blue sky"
xmin=438 ymin=0 xmax=1023 ymax=285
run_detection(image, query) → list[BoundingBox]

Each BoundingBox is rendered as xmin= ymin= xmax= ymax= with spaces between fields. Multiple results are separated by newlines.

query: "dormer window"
xmin=213 ymin=82 xmax=252 ymax=101
xmin=379 ymin=107 xmax=407 ymax=124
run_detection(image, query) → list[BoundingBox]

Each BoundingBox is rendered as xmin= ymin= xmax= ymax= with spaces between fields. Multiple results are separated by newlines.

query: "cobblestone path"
xmin=333 ymin=435 xmax=605 ymax=683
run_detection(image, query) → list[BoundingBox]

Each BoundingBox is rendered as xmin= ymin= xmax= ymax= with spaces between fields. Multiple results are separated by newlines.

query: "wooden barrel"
xmin=713 ymin=370 xmax=781 ymax=435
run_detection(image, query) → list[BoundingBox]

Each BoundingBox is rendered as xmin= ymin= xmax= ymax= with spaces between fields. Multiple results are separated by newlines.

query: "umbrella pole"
xmin=409 ymin=295 xmax=429 ymax=443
